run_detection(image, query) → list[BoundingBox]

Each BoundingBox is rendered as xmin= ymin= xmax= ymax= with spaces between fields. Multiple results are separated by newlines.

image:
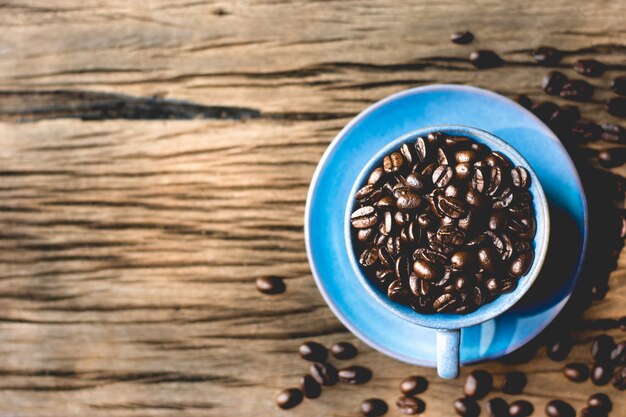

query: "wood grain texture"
xmin=0 ymin=0 xmax=624 ymax=416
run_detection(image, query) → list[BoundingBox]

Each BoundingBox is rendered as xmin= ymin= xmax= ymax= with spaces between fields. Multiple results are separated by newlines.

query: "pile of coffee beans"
xmin=350 ymin=132 xmax=537 ymax=314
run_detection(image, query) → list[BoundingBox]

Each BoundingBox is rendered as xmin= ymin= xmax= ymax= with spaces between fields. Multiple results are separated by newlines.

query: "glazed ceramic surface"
xmin=305 ymin=85 xmax=587 ymax=366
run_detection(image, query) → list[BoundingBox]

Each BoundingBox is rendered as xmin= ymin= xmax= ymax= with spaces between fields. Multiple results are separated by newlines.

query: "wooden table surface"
xmin=0 ymin=1 xmax=624 ymax=416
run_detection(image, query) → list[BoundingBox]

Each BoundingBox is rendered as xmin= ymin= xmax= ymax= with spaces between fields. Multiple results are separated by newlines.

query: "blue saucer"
xmin=305 ymin=85 xmax=588 ymax=366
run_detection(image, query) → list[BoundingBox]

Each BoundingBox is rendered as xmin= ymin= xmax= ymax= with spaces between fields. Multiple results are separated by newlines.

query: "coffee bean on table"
xmin=463 ymin=369 xmax=493 ymax=399
xmin=255 ymin=275 xmax=286 ymax=294
xmin=564 ymin=362 xmax=589 ymax=382
xmin=571 ymin=120 xmax=602 ymax=142
xmin=591 ymin=335 xmax=615 ymax=363
xmin=451 ymin=31 xmax=474 ymax=44
xmin=546 ymin=335 xmax=573 ymax=361
xmin=611 ymin=341 xmax=625 ymax=365
xmin=606 ymin=97 xmax=626 ymax=117
xmin=542 ymin=71 xmax=568 ymax=95
xmin=330 ymin=341 xmax=357 ymax=360
xmin=600 ymin=124 xmax=626 ymax=143
xmin=610 ymin=365 xmax=625 ymax=390
xmin=591 ymin=362 xmax=614 ymax=386
xmin=396 ymin=396 xmax=425 ymax=415
xmin=532 ymin=101 xmax=560 ymax=123
xmin=453 ymin=398 xmax=480 ymax=417
xmin=560 ymin=80 xmax=594 ymax=102
xmin=299 ymin=375 xmax=322 ymax=399
xmin=299 ymin=341 xmax=328 ymax=362
xmin=310 ymin=362 xmax=338 ymax=386
xmin=515 ymin=94 xmax=533 ymax=109
xmin=501 ymin=371 xmax=527 ymax=394
xmin=532 ymin=46 xmax=562 ymax=66
xmin=612 ymin=76 xmax=626 ymax=96
xmin=276 ymin=388 xmax=303 ymax=409
xmin=579 ymin=407 xmax=608 ymax=417
xmin=509 ymin=400 xmax=534 ymax=417
xmin=549 ymin=105 xmax=580 ymax=133
xmin=486 ymin=397 xmax=508 ymax=417
xmin=361 ymin=398 xmax=389 ymax=417
xmin=545 ymin=399 xmax=575 ymax=417
xmin=587 ymin=393 xmax=612 ymax=412
xmin=598 ymin=148 xmax=626 ymax=168
xmin=469 ymin=50 xmax=504 ymax=69
xmin=400 ymin=375 xmax=428 ymax=395
xmin=573 ymin=59 xmax=605 ymax=77
xmin=338 ymin=365 xmax=372 ymax=384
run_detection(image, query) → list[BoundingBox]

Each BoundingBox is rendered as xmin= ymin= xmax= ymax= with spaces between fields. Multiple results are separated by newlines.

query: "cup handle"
xmin=436 ymin=329 xmax=461 ymax=379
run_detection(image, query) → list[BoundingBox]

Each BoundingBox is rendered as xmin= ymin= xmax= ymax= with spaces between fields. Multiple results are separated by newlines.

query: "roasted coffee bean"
xmin=396 ymin=396 xmax=425 ymax=415
xmin=606 ymin=97 xmax=626 ymax=118
xmin=376 ymin=196 xmax=395 ymax=209
xmin=463 ymin=369 xmax=493 ymax=399
xmin=532 ymin=101 xmax=560 ymax=123
xmin=587 ymin=393 xmax=612 ymax=412
xmin=511 ymin=167 xmax=530 ymax=189
xmin=276 ymin=388 xmax=303 ymax=409
xmin=509 ymin=249 xmax=534 ymax=278
xmin=299 ymin=375 xmax=321 ymax=399
xmin=432 ymin=165 xmax=454 ymax=188
xmin=437 ymin=148 xmax=451 ymax=165
xmin=378 ymin=246 xmax=395 ymax=267
xmin=406 ymin=173 xmax=427 ymax=191
xmin=563 ymin=362 xmax=589 ymax=382
xmin=470 ymin=50 xmax=503 ymax=69
xmin=571 ymin=120 xmax=602 ymax=142
xmin=401 ymin=143 xmax=417 ymax=165
xmin=388 ymin=279 xmax=407 ymax=302
xmin=331 ymin=341 xmax=357 ymax=360
xmin=579 ymin=407 xmax=608 ymax=417
xmin=415 ymin=137 xmax=429 ymax=162
xmin=546 ymin=400 xmax=575 ymax=417
xmin=433 ymin=293 xmax=457 ymax=312
xmin=409 ymin=275 xmax=430 ymax=297
xmin=485 ymin=277 xmax=500 ymax=298
xmin=357 ymin=228 xmax=374 ymax=242
xmin=356 ymin=184 xmax=379 ymax=202
xmin=299 ymin=341 xmax=328 ymax=362
xmin=417 ymin=213 xmax=437 ymax=230
xmin=338 ymin=365 xmax=372 ymax=384
xmin=451 ymin=31 xmax=474 ymax=44
xmin=368 ymin=167 xmax=385 ymax=185
xmin=451 ymin=251 xmax=477 ymax=271
xmin=515 ymin=94 xmax=533 ymax=109
xmin=573 ymin=59 xmax=605 ymax=77
xmin=400 ymin=375 xmax=428 ymax=395
xmin=395 ymin=256 xmax=411 ymax=281
xmin=532 ymin=46 xmax=562 ymax=66
xmin=610 ymin=341 xmax=625 ymax=365
xmin=360 ymin=246 xmax=379 ymax=267
xmin=352 ymin=206 xmax=379 ymax=229
xmin=591 ymin=363 xmax=614 ymax=386
xmin=471 ymin=167 xmax=486 ymax=192
xmin=560 ymin=79 xmax=594 ymax=102
xmin=454 ymin=398 xmax=480 ymax=417
xmin=310 ymin=362 xmax=338 ymax=386
xmin=550 ymin=105 xmax=581 ymax=132
xmin=546 ymin=335 xmax=572 ymax=361
xmin=598 ymin=147 xmax=626 ymax=168
xmin=384 ymin=152 xmax=404 ymax=173
xmin=501 ymin=371 xmax=527 ymax=394
xmin=611 ymin=76 xmax=626 ymax=96
xmin=486 ymin=397 xmax=508 ymax=417
xmin=387 ymin=236 xmax=403 ymax=256
xmin=413 ymin=258 xmax=442 ymax=281
xmin=509 ymin=400 xmax=533 ymax=417
xmin=455 ymin=162 xmax=472 ymax=181
xmin=361 ymin=398 xmax=389 ymax=417
xmin=542 ymin=71 xmax=568 ymax=95
xmin=256 ymin=275 xmax=286 ymax=295
xmin=438 ymin=196 xmax=467 ymax=219
xmin=600 ymin=123 xmax=626 ymax=143
xmin=611 ymin=366 xmax=625 ymax=390
xmin=591 ymin=335 xmax=615 ymax=363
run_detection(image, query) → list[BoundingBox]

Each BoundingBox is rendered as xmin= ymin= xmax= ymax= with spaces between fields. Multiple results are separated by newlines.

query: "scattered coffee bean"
xmin=571 ymin=120 xmax=602 ymax=142
xmin=579 ymin=407 xmax=608 ymax=417
xmin=606 ymin=97 xmax=626 ymax=117
xmin=501 ymin=371 xmax=527 ymax=394
xmin=400 ymin=375 xmax=428 ymax=395
xmin=598 ymin=148 xmax=626 ymax=168
xmin=560 ymin=80 xmax=594 ymax=102
xmin=600 ymin=124 xmax=626 ymax=143
xmin=610 ymin=341 xmax=625 ymax=365
xmin=338 ymin=365 xmax=372 ymax=384
xmin=591 ymin=335 xmax=615 ymax=363
xmin=451 ymin=31 xmax=474 ymax=44
xmin=276 ymin=388 xmax=303 ymax=409
xmin=299 ymin=341 xmax=328 ymax=362
xmin=550 ymin=105 xmax=580 ymax=133
xmin=515 ymin=94 xmax=533 ymax=109
xmin=463 ymin=369 xmax=493 ymax=399
xmin=546 ymin=335 xmax=572 ymax=361
xmin=587 ymin=393 xmax=612 ymax=412
xmin=591 ymin=362 xmax=614 ymax=386
xmin=453 ymin=398 xmax=480 ymax=417
xmin=610 ymin=366 xmax=625 ymax=390
xmin=563 ymin=362 xmax=589 ymax=382
xmin=532 ymin=101 xmax=560 ymax=123
xmin=396 ymin=396 xmax=425 ymax=415
xmin=532 ymin=46 xmax=562 ymax=66
xmin=486 ymin=397 xmax=508 ymax=417
xmin=310 ymin=362 xmax=338 ymax=386
xmin=542 ymin=71 xmax=568 ymax=95
xmin=573 ymin=59 xmax=605 ymax=77
xmin=509 ymin=400 xmax=534 ymax=417
xmin=330 ymin=341 xmax=358 ymax=360
xmin=470 ymin=50 xmax=504 ymax=69
xmin=255 ymin=275 xmax=286 ymax=294
xmin=361 ymin=398 xmax=389 ymax=417
xmin=545 ymin=399 xmax=575 ymax=417
xmin=299 ymin=375 xmax=321 ymax=399
xmin=612 ymin=76 xmax=626 ymax=96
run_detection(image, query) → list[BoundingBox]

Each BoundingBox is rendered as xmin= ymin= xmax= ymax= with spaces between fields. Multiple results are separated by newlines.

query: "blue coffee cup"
xmin=344 ymin=125 xmax=550 ymax=379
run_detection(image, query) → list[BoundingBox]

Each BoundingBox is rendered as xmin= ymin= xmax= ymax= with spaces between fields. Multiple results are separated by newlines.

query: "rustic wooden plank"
xmin=0 ymin=0 xmax=624 ymax=416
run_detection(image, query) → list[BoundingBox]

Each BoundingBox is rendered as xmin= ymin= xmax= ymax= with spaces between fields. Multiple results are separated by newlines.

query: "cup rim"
xmin=344 ymin=124 xmax=550 ymax=330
